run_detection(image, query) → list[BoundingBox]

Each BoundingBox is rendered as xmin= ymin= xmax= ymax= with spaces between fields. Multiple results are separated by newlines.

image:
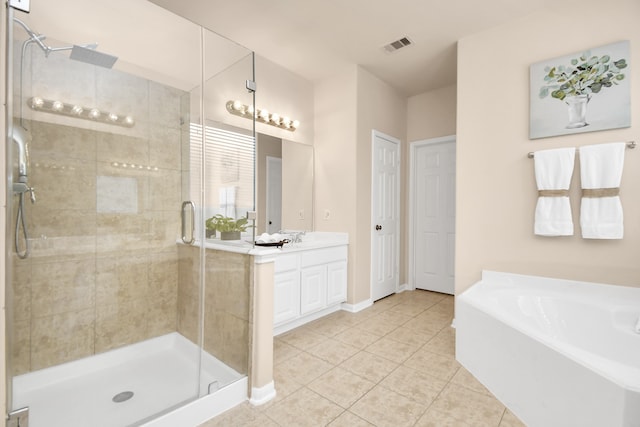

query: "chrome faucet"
xmin=279 ymin=230 xmax=306 ymax=243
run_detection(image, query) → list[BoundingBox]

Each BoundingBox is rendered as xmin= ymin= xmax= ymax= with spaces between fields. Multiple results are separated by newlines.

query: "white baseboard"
xmin=397 ymin=283 xmax=411 ymax=293
xmin=341 ymin=298 xmax=373 ymax=313
xmin=249 ymin=381 xmax=276 ymax=406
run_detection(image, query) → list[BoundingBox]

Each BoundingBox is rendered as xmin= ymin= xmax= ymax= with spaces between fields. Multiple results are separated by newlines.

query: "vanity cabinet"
xmin=273 ymin=245 xmax=348 ymax=334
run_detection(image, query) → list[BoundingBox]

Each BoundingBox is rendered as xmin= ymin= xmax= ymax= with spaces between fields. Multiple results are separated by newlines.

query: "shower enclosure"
xmin=4 ymin=1 xmax=256 ymax=426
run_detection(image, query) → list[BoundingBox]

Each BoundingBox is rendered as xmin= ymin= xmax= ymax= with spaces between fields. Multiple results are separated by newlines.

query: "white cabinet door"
xmin=326 ymin=261 xmax=347 ymax=305
xmin=300 ymin=266 xmax=327 ymax=315
xmin=274 ymin=271 xmax=300 ymax=325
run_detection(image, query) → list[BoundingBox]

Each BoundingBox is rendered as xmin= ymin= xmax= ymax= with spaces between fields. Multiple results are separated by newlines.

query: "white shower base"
xmin=12 ymin=332 xmax=247 ymax=427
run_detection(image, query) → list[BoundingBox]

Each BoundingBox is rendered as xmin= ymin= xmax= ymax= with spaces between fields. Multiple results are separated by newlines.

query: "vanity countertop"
xmin=183 ymin=232 xmax=349 ymax=256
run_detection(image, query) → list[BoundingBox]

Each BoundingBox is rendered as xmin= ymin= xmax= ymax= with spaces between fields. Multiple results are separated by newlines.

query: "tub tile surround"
xmin=199 ymin=291 xmax=525 ymax=427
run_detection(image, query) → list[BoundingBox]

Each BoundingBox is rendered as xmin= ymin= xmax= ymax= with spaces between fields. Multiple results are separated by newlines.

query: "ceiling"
xmin=149 ymin=0 xmax=560 ymax=97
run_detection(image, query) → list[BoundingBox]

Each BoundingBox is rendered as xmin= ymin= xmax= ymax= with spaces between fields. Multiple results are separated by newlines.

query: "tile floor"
xmin=200 ymin=290 xmax=526 ymax=427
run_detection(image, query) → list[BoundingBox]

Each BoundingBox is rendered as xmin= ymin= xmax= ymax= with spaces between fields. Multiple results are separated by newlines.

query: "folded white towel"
xmin=579 ymin=143 xmax=625 ymax=239
xmin=533 ymin=147 xmax=576 ymax=236
xmin=256 ymin=233 xmax=285 ymax=244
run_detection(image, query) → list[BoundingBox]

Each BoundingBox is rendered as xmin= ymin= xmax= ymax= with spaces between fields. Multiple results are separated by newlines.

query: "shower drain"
xmin=112 ymin=391 xmax=134 ymax=403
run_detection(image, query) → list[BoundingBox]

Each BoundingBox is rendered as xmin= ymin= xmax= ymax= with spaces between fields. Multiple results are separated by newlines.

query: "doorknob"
xmin=375 ymin=225 xmax=382 ymax=231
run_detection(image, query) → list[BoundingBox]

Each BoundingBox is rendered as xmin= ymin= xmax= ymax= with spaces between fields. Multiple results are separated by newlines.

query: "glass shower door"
xmin=5 ymin=1 xmax=207 ymax=425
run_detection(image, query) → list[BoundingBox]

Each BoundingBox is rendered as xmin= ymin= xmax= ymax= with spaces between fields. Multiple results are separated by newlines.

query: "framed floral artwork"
xmin=529 ymin=40 xmax=630 ymax=139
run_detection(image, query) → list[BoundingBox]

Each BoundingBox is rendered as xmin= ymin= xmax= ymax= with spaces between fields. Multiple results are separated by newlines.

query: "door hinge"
xmin=7 ymin=407 xmax=29 ymax=427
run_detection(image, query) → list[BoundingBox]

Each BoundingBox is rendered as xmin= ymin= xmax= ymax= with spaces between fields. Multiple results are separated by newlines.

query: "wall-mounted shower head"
xmin=13 ymin=17 xmax=118 ymax=68
xmin=12 ymin=126 xmax=31 ymax=184
xmin=70 ymin=45 xmax=118 ymax=68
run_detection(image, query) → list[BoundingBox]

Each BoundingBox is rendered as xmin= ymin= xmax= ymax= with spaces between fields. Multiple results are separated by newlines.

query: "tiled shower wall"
xmin=177 ymin=246 xmax=251 ymax=376
xmin=10 ymin=50 xmax=188 ymax=374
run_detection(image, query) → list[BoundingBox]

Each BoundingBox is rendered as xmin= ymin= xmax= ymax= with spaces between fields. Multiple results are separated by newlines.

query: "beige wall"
xmin=355 ymin=67 xmax=407 ymax=300
xmin=313 ymin=67 xmax=358 ymax=301
xmin=456 ymin=0 xmax=640 ymax=294
xmin=407 ymin=84 xmax=457 ymax=142
xmin=314 ymin=65 xmax=407 ymax=304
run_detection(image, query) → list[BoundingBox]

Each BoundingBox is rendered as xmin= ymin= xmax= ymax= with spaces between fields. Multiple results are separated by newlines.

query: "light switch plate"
xmin=9 ymin=0 xmax=30 ymax=13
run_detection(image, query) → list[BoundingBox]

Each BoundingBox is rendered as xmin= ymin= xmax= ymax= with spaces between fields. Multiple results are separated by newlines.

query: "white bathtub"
xmin=456 ymin=271 xmax=640 ymax=427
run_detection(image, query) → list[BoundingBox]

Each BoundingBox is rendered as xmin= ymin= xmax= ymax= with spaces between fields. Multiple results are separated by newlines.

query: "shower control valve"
xmin=28 ymin=187 xmax=36 ymax=204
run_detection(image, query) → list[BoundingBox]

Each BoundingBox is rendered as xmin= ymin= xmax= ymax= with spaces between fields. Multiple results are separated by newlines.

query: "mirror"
xmin=256 ymin=134 xmax=313 ymax=234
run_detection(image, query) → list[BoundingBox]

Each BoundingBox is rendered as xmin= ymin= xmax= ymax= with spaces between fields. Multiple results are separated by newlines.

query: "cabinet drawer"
xmin=300 ymin=246 xmax=348 ymax=268
xmin=274 ymin=254 xmax=299 ymax=273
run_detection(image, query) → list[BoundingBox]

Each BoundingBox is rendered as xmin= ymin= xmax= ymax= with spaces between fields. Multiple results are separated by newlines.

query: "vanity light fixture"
xmin=28 ymin=97 xmax=135 ymax=128
xmin=226 ymin=100 xmax=299 ymax=132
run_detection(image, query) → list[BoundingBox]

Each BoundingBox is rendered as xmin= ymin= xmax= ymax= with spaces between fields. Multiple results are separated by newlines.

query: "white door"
xmin=266 ymin=156 xmax=282 ymax=233
xmin=371 ymin=131 xmax=400 ymax=301
xmin=411 ymin=138 xmax=455 ymax=294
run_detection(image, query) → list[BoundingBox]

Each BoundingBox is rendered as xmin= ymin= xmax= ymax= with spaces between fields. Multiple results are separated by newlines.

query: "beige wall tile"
xmin=10 ymin=320 xmax=31 ymax=376
xmin=31 ymin=309 xmax=94 ymax=370
xmin=95 ymin=299 xmax=148 ymax=353
xmin=31 ymin=259 xmax=95 ymax=317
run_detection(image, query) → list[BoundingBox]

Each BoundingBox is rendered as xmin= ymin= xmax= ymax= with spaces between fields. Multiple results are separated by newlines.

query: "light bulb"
xmin=259 ymin=109 xmax=269 ymax=121
xmin=52 ymin=101 xmax=64 ymax=112
xmin=232 ymin=100 xmax=244 ymax=111
xmin=124 ymin=116 xmax=134 ymax=126
xmin=271 ymin=113 xmax=281 ymax=125
xmin=247 ymin=105 xmax=254 ymax=115
xmin=31 ymin=97 xmax=44 ymax=108
xmin=89 ymin=108 xmax=100 ymax=119
xmin=71 ymin=105 xmax=83 ymax=115
xmin=282 ymin=117 xmax=291 ymax=128
xmin=292 ymin=120 xmax=300 ymax=129
xmin=108 ymin=113 xmax=118 ymax=122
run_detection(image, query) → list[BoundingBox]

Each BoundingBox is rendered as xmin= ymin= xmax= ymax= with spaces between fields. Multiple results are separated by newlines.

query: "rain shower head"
xmin=13 ymin=18 xmax=118 ymax=68
xmin=70 ymin=45 xmax=118 ymax=68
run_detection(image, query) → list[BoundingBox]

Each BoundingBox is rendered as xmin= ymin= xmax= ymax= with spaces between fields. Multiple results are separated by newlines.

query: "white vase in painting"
xmin=564 ymin=94 xmax=590 ymax=129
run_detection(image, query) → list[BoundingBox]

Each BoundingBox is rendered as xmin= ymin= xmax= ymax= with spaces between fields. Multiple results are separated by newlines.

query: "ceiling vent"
xmin=382 ymin=36 xmax=413 ymax=54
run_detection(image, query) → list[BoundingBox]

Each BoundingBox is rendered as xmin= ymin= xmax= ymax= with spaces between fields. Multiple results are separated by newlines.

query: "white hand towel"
xmin=579 ymin=142 xmax=625 ymax=239
xmin=219 ymin=186 xmax=237 ymax=218
xmin=533 ymin=147 xmax=575 ymax=236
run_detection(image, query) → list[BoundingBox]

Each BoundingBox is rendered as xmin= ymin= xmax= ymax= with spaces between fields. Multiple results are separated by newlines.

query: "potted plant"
xmin=205 ymin=216 xmax=217 ymax=239
xmin=209 ymin=214 xmax=252 ymax=240
xmin=539 ymin=51 xmax=627 ymax=129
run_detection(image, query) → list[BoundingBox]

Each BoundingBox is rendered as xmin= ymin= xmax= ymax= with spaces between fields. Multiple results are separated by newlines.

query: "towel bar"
xmin=527 ymin=141 xmax=636 ymax=159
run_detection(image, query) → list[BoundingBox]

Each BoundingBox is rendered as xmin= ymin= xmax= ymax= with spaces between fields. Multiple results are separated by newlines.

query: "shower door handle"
xmin=181 ymin=201 xmax=195 ymax=244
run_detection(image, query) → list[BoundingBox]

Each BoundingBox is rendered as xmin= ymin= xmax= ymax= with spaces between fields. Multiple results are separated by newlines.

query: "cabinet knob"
xmin=375 ymin=225 xmax=382 ymax=231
